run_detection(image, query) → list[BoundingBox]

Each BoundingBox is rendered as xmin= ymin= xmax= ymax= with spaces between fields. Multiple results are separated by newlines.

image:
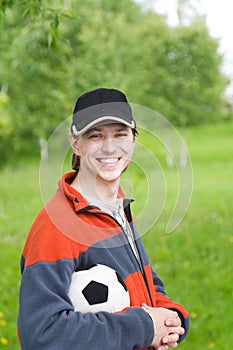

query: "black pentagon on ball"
xmin=82 ymin=280 xmax=109 ymax=305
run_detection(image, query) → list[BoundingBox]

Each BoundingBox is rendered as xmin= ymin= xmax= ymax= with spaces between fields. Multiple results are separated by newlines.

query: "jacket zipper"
xmin=123 ymin=220 xmax=154 ymax=307
xmin=77 ymin=205 xmax=154 ymax=306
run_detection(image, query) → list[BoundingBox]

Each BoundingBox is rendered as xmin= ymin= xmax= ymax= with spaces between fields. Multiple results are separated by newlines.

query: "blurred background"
xmin=0 ymin=0 xmax=232 ymax=349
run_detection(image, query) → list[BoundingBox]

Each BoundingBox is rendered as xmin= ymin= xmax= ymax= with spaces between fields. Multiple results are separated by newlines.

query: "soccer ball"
xmin=68 ymin=264 xmax=130 ymax=313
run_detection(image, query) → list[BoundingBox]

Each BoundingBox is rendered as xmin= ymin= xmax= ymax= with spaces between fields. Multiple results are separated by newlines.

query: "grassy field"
xmin=0 ymin=122 xmax=232 ymax=349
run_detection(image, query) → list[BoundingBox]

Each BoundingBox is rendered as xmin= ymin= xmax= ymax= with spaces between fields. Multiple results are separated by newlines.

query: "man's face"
xmin=74 ymin=123 xmax=135 ymax=183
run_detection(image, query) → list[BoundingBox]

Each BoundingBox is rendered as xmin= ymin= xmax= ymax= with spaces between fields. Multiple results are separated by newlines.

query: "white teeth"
xmin=99 ymin=158 xmax=118 ymax=164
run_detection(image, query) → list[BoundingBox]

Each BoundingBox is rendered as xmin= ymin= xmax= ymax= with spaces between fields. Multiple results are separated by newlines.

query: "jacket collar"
xmin=58 ymin=172 xmax=133 ymax=215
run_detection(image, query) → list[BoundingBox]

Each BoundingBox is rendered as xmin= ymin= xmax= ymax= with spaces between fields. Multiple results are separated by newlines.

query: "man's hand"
xmin=142 ymin=304 xmax=184 ymax=349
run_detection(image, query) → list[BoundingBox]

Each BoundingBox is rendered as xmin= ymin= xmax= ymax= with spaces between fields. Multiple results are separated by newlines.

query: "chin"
xmin=97 ymin=170 xmax=122 ymax=183
xmin=98 ymin=175 xmax=120 ymax=183
xmin=97 ymin=164 xmax=129 ymax=183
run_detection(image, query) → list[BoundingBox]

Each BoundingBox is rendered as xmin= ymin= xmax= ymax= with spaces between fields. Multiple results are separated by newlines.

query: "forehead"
xmin=86 ymin=123 xmax=130 ymax=133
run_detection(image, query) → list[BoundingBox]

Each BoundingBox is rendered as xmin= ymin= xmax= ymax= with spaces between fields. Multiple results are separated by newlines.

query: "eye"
xmin=88 ymin=133 xmax=103 ymax=140
xmin=115 ymin=132 xmax=129 ymax=138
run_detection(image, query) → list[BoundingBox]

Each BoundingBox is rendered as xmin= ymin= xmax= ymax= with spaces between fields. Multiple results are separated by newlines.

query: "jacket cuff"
xmin=127 ymin=307 xmax=154 ymax=348
xmin=170 ymin=309 xmax=190 ymax=342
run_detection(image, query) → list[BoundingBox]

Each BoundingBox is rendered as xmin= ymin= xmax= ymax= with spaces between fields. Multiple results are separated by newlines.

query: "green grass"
xmin=140 ymin=122 xmax=233 ymax=349
xmin=0 ymin=122 xmax=232 ymax=349
xmin=0 ymin=161 xmax=43 ymax=349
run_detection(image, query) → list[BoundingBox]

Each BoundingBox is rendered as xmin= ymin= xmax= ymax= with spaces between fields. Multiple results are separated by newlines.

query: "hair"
xmin=71 ymin=127 xmax=138 ymax=172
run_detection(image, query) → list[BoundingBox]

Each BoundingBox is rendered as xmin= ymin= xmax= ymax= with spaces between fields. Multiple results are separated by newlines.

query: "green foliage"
xmin=0 ymin=0 xmax=230 ymax=164
xmin=168 ymin=22 xmax=227 ymax=125
xmin=128 ymin=16 xmax=228 ymax=126
xmin=0 ymin=122 xmax=232 ymax=348
xmin=0 ymin=91 xmax=12 ymax=165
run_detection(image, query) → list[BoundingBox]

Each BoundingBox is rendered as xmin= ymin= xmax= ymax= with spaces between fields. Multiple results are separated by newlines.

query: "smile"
xmin=98 ymin=157 xmax=120 ymax=164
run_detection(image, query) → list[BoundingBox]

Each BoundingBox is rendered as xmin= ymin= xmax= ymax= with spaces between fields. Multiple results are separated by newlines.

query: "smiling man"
xmin=18 ymin=88 xmax=189 ymax=350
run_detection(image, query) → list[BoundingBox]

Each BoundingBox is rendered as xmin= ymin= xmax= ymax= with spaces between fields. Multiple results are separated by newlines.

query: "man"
xmin=18 ymin=88 xmax=189 ymax=349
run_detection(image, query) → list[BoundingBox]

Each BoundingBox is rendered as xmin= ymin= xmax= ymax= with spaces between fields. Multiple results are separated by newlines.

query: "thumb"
xmin=142 ymin=303 xmax=152 ymax=310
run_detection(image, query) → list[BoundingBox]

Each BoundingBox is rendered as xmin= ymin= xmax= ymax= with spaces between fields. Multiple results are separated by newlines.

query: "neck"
xmin=71 ymin=171 xmax=120 ymax=203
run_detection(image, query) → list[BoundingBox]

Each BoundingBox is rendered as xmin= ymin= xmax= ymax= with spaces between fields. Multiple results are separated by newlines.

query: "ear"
xmin=69 ymin=133 xmax=81 ymax=156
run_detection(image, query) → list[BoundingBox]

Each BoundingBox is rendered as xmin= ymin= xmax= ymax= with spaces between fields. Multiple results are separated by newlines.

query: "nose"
xmin=101 ymin=138 xmax=116 ymax=154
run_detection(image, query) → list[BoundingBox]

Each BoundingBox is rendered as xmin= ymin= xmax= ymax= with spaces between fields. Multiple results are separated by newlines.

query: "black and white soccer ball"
xmin=68 ymin=264 xmax=130 ymax=313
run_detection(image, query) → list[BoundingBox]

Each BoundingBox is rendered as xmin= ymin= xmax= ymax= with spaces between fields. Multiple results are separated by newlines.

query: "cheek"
xmin=78 ymin=142 xmax=100 ymax=159
xmin=123 ymin=142 xmax=135 ymax=158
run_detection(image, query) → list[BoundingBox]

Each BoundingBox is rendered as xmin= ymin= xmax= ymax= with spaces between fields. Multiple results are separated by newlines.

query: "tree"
xmin=121 ymin=13 xmax=228 ymax=126
xmin=0 ymin=0 xmax=230 ymax=164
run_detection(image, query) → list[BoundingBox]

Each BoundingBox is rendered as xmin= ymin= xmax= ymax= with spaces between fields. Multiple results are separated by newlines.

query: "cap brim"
xmin=72 ymin=116 xmax=135 ymax=136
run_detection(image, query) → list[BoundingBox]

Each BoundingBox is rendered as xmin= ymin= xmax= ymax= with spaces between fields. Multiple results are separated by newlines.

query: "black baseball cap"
xmin=71 ymin=88 xmax=136 ymax=136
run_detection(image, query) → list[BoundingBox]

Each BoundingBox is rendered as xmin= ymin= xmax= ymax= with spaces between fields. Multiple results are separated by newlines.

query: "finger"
xmin=157 ymin=345 xmax=169 ymax=350
xmin=142 ymin=303 xmax=152 ymax=310
xmin=169 ymin=327 xmax=184 ymax=336
xmin=165 ymin=327 xmax=184 ymax=338
xmin=165 ymin=316 xmax=181 ymax=327
xmin=165 ymin=342 xmax=178 ymax=349
xmin=162 ymin=333 xmax=179 ymax=344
